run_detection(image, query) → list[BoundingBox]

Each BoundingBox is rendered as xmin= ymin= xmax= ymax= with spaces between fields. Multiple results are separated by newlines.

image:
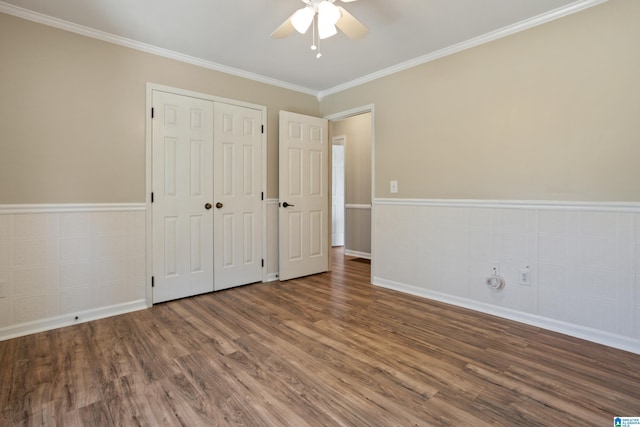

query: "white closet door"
xmin=213 ymin=102 xmax=263 ymax=290
xmin=152 ymin=91 xmax=214 ymax=303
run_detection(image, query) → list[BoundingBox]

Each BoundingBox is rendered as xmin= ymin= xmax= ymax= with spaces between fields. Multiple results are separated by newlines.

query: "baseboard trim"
xmin=345 ymin=204 xmax=372 ymax=210
xmin=0 ymin=299 xmax=149 ymax=341
xmin=265 ymin=273 xmax=279 ymax=282
xmin=373 ymin=276 xmax=640 ymax=355
xmin=345 ymin=249 xmax=372 ymax=260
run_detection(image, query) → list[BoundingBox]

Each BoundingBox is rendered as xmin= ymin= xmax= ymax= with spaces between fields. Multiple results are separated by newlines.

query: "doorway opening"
xmin=329 ymin=110 xmax=373 ymax=264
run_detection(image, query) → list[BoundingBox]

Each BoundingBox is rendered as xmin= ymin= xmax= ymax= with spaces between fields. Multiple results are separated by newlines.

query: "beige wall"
xmin=331 ymin=113 xmax=372 ymax=205
xmin=3 ymin=0 xmax=639 ymax=204
xmin=320 ymin=0 xmax=640 ymax=202
xmin=0 ymin=13 xmax=319 ymax=203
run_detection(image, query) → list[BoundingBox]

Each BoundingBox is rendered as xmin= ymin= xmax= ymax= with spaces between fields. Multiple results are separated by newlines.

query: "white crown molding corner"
xmin=0 ymin=203 xmax=147 ymax=214
xmin=373 ymin=277 xmax=640 ymax=355
xmin=0 ymin=299 xmax=148 ymax=342
xmin=0 ymin=1 xmax=318 ymax=97
xmin=318 ymin=0 xmax=608 ymax=98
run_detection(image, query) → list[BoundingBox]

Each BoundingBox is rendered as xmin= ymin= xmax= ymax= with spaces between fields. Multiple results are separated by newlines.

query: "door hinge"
xmin=151 ymin=107 xmax=155 ymax=119
xmin=261 ymin=125 xmax=264 ymax=134
xmin=151 ymin=192 xmax=154 ymax=203
xmin=261 ymin=259 xmax=264 ymax=268
xmin=151 ymin=276 xmax=155 ymax=287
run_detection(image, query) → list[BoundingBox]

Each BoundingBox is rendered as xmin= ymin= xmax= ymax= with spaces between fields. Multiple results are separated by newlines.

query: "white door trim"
xmin=324 ymin=104 xmax=375 ymax=282
xmin=145 ymin=83 xmax=268 ymax=306
xmin=332 ymin=135 xmax=346 ymax=146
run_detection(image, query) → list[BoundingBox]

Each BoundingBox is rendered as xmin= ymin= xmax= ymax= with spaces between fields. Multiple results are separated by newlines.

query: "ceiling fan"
xmin=271 ymin=0 xmax=368 ymax=50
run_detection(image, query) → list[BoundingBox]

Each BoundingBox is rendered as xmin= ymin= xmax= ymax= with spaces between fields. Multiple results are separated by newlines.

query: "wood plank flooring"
xmin=1 ymin=248 xmax=639 ymax=426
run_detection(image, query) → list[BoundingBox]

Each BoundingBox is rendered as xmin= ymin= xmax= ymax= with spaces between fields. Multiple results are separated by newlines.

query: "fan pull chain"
xmin=311 ymin=14 xmax=322 ymax=58
xmin=311 ymin=14 xmax=317 ymax=50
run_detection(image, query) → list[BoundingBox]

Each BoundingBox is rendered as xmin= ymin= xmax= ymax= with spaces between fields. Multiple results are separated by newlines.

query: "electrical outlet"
xmin=519 ymin=267 xmax=531 ymax=286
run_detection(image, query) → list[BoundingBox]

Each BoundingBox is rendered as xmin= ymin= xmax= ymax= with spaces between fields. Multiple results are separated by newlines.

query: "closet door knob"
xmin=205 ymin=203 xmax=212 ymax=210
xmin=216 ymin=202 xmax=224 ymax=209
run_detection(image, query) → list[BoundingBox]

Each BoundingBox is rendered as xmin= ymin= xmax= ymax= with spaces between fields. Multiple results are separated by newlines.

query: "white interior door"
xmin=332 ymin=142 xmax=345 ymax=247
xmin=278 ymin=111 xmax=329 ymax=281
xmin=152 ymin=91 xmax=214 ymax=303
xmin=213 ymin=102 xmax=263 ymax=290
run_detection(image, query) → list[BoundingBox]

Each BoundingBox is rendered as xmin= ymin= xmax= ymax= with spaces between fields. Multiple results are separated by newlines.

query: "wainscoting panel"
xmin=0 ymin=204 xmax=148 ymax=340
xmin=373 ymin=199 xmax=640 ymax=354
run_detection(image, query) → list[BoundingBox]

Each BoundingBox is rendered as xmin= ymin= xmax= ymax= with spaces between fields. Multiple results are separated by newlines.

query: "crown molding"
xmin=1 ymin=0 xmax=607 ymax=100
xmin=318 ymin=0 xmax=607 ymax=99
xmin=0 ymin=1 xmax=318 ymax=97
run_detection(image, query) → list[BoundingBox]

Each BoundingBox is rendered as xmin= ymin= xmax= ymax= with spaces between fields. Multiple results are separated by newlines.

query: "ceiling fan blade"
xmin=336 ymin=6 xmax=368 ymax=39
xmin=270 ymin=17 xmax=295 ymax=38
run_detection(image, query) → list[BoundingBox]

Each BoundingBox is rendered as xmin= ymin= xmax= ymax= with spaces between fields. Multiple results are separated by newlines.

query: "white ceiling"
xmin=1 ymin=0 xmax=601 ymax=95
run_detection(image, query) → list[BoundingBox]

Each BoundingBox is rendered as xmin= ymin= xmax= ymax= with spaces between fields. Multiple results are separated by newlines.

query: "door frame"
xmin=325 ymin=104 xmax=375 ymax=282
xmin=145 ymin=83 xmax=268 ymax=306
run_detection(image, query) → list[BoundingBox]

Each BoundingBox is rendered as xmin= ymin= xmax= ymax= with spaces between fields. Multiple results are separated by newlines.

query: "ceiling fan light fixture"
xmin=318 ymin=23 xmax=337 ymax=39
xmin=270 ymin=0 xmax=368 ymax=56
xmin=317 ymin=1 xmax=341 ymax=39
xmin=318 ymin=15 xmax=338 ymax=39
xmin=291 ymin=6 xmax=315 ymax=34
xmin=318 ymin=1 xmax=341 ymax=24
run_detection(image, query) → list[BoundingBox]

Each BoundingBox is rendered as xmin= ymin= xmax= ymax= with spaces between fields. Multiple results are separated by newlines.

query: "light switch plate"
xmin=390 ymin=180 xmax=398 ymax=193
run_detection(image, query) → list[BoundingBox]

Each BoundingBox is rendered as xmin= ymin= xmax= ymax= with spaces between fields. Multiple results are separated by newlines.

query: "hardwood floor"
xmin=1 ymin=248 xmax=639 ymax=426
